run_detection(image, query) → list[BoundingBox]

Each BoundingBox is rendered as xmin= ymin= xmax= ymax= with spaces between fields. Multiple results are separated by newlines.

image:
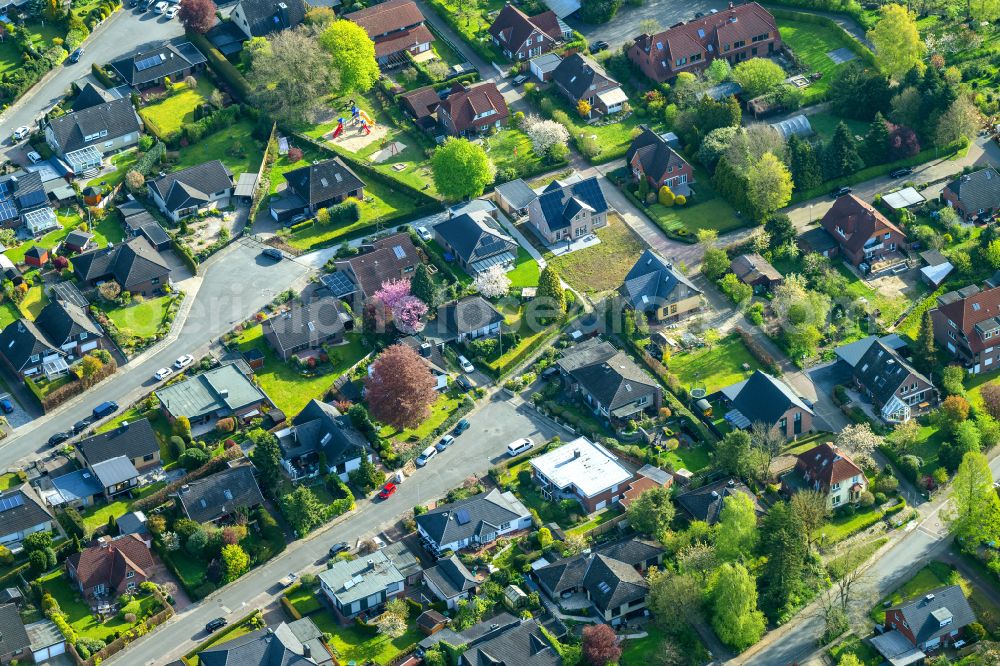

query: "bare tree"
xmin=790 ymin=489 xmax=829 ymax=550
xmin=750 ymin=421 xmax=785 ymax=482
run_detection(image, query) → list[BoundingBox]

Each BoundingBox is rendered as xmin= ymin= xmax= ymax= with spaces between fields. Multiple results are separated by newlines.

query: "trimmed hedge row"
xmin=186 ymin=30 xmax=251 ymax=101
xmin=769 ymin=7 xmax=876 ymax=67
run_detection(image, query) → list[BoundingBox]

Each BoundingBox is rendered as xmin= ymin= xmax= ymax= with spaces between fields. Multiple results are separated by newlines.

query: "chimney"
xmin=278 ymin=2 xmax=290 ymax=28
xmin=419 ymin=342 xmax=432 ymax=358
xmin=303 ymin=645 xmax=312 ymax=658
xmin=573 ymin=448 xmax=581 ymax=459
xmin=367 ymin=559 xmax=375 ymax=571
xmin=118 ymin=421 xmax=129 ymax=433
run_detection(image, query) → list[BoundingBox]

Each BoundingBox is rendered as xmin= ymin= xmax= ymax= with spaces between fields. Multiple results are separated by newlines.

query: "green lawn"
xmin=235 ymin=326 xmax=369 ymax=415
xmin=80 ymin=482 xmax=166 ymax=535
xmin=508 ymin=247 xmax=540 ymax=288
xmin=0 ymin=303 xmax=19 ymax=329
xmin=0 ymin=40 xmax=22 ymax=77
xmin=544 ymin=94 xmax=651 ymax=163
xmin=87 ymin=151 xmax=139 ymax=190
xmin=139 ymin=78 xmax=215 ymax=140
xmin=565 ymin=506 xmax=621 ymax=537
xmin=808 ymin=112 xmax=870 ymax=142
xmin=547 ymin=218 xmax=646 ymax=295
xmin=902 ymin=422 xmax=945 ymax=477
xmin=815 ymin=503 xmax=888 ymax=545
xmin=36 ymin=571 xmax=161 ymax=642
xmin=285 ymin=584 xmax=323 ymax=616
xmin=100 ymin=295 xmax=175 ymax=338
xmin=828 ymin=635 xmax=881 ymax=666
xmin=5 ymin=209 xmax=91 ymax=264
xmin=777 ymin=18 xmax=865 ymax=104
xmin=0 ymin=473 xmax=20 ymax=491
xmin=484 ymin=129 xmax=546 ymax=179
xmin=19 ymin=285 xmax=48 ymax=320
xmin=641 ymin=196 xmax=743 ymax=236
xmin=667 ymin=334 xmax=762 ymax=395
xmin=284 ymin=183 xmax=419 ymax=250
xmin=173 ymin=119 xmax=265 ymax=176
xmin=657 ymin=441 xmax=712 ymax=473
xmin=377 ymin=389 xmax=464 ymax=443
xmin=310 ymin=612 xmax=422 ymax=665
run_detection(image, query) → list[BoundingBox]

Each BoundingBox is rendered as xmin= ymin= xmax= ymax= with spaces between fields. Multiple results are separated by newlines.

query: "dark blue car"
xmin=0 ymin=398 xmax=12 ymax=414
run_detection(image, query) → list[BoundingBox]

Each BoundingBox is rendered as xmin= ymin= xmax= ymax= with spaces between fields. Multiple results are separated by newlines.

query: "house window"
xmin=779 ymin=417 xmax=787 ymax=430
xmin=143 ymin=454 xmax=154 ymax=462
xmin=832 ymin=482 xmax=841 ymax=490
xmin=126 ymin=570 xmax=134 ymax=578
xmin=832 ymin=494 xmax=841 ymax=506
xmin=152 ymin=277 xmax=160 ymax=285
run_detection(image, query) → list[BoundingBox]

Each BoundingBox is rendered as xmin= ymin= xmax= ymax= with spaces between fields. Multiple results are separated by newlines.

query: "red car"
xmin=378 ymin=483 xmax=397 ymax=500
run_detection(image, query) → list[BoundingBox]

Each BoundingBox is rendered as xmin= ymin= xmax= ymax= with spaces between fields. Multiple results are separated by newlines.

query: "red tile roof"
xmin=438 ymin=82 xmax=510 ymax=132
xmin=819 ymin=194 xmax=906 ymax=254
xmin=67 ymin=535 xmax=154 ymax=592
xmin=345 ymin=0 xmax=426 ymax=38
xmin=370 ymin=24 xmax=434 ymax=59
xmin=400 ymin=86 xmax=441 ymax=120
xmin=936 ymin=284 xmax=1000 ymax=353
xmin=488 ymin=4 xmax=563 ymax=50
xmin=794 ymin=443 xmax=864 ymax=492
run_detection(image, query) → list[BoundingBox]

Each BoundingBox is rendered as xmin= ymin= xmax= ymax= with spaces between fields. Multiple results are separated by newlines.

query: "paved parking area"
xmin=568 ymin=0 xmax=732 ymax=50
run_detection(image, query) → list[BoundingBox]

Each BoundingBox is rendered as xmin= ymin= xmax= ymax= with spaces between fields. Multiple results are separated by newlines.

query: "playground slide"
xmin=358 ymin=110 xmax=376 ymax=126
xmin=331 ymin=121 xmax=345 ymax=139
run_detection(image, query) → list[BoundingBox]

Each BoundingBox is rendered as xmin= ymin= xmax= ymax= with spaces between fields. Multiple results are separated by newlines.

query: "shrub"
xmin=858 ymin=490 xmax=875 ymax=507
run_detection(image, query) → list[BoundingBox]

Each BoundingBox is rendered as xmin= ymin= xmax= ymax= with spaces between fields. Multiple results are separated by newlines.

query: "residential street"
xmin=111 ymin=395 xmax=571 ymax=665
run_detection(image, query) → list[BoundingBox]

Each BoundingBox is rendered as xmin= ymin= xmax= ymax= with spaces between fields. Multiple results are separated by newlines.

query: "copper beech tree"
xmin=364 ymin=344 xmax=438 ymax=431
xmin=178 ymin=0 xmax=217 ymax=34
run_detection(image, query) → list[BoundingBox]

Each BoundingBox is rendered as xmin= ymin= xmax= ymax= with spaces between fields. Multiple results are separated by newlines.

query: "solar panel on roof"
xmin=0 ymin=493 xmax=24 ymax=513
xmin=455 ymin=509 xmax=471 ymax=525
xmin=392 ymin=245 xmax=406 ymax=260
xmin=321 ymin=272 xmax=357 ymax=298
xmin=0 ymin=200 xmax=17 ymax=223
xmin=135 ymin=54 xmax=164 ymax=71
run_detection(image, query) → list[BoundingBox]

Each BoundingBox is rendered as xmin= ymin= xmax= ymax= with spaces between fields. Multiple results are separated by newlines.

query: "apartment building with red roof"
xmin=488 ymin=4 xmax=569 ymax=61
xmin=930 ymin=280 xmax=1000 ymax=373
xmin=818 ymin=194 xmax=908 ymax=267
xmin=345 ymin=0 xmax=433 ymax=69
xmin=628 ymin=2 xmax=780 ymax=83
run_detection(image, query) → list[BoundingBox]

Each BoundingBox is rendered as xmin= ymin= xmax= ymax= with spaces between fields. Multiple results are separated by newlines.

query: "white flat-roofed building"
xmin=529 ymin=437 xmax=634 ymax=513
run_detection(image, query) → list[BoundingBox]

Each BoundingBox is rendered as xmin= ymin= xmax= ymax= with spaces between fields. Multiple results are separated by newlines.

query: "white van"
xmin=506 ymin=438 xmax=534 ymax=457
xmin=416 ymin=445 xmax=438 ymax=467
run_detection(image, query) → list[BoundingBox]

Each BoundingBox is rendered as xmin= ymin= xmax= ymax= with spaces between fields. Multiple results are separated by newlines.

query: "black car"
xmin=455 ymin=375 xmax=473 ymax=392
xmin=329 ymin=542 xmax=350 ymax=557
xmin=48 ymin=431 xmax=71 ymax=447
xmin=139 ymin=0 xmax=151 ymax=9
xmin=590 ymin=40 xmax=609 ymax=54
xmin=831 ymin=186 xmax=852 ymax=198
xmin=69 ymin=48 xmax=84 ymax=63
xmin=453 ymin=418 xmax=470 ymax=435
xmin=889 ymin=167 xmax=913 ymax=178
xmin=206 ymin=618 xmax=228 ymax=633
xmin=72 ymin=419 xmax=91 ymax=434
xmin=262 ymin=248 xmax=283 ymax=261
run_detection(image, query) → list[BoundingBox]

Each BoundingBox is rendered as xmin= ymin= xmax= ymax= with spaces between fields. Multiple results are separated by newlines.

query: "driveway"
xmin=800 ymin=361 xmax=851 ymax=432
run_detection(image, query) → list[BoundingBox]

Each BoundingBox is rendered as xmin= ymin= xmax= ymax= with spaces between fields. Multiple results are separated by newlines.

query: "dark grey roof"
xmin=621 ymin=249 xmax=701 ymax=313
xmin=176 ymin=464 xmax=265 ymax=523
xmin=593 ymin=538 xmax=663 ymax=567
xmin=0 ymin=319 xmax=62 ymax=372
xmin=150 ymin=160 xmax=233 ymax=213
xmin=536 ymin=176 xmax=607 ymax=232
xmin=287 ymin=399 xmax=367 ymax=468
xmin=33 ymin=298 xmax=101 ymax=348
xmin=720 ymin=370 xmax=813 ymax=427
xmin=46 ymin=98 xmax=141 ymax=155
xmin=0 ymin=603 xmax=30 ymax=659
xmin=675 ymin=478 xmax=764 ymax=525
xmin=73 ymin=82 xmax=115 ymax=112
xmin=262 ymin=296 xmax=348 ymax=354
xmin=415 ymin=489 xmax=529 ymax=548
xmin=494 ymin=179 xmax=537 ymax=210
xmin=0 ymin=488 xmax=52 ymax=541
xmin=73 ymin=236 xmax=171 ymax=291
xmin=557 ymin=338 xmax=659 ymax=412
xmin=462 ymin=619 xmax=559 ymax=666
xmin=433 ymin=212 xmax=516 ymax=265
xmin=116 ymin=511 xmax=148 ymax=536
xmin=283 ymin=158 xmax=364 ymax=207
xmin=425 ymin=555 xmax=478 ymax=599
xmin=891 ymin=585 xmax=976 ymax=645
xmin=551 ymin=53 xmax=617 ymax=101
xmin=418 ymin=613 xmax=520 ymax=650
xmin=437 ymin=296 xmax=504 ymax=336
xmin=582 ymin=553 xmax=647 ymax=613
xmin=91 ymin=456 xmax=140 ymax=488
xmin=199 ymin=623 xmax=321 ymax=666
xmin=798 ymin=226 xmax=839 ymax=252
xmin=50 ymin=469 xmax=103 ymax=505
xmin=110 ymin=42 xmax=208 ymax=87
xmin=381 ymin=539 xmax=423 ymax=580
xmin=65 ymin=229 xmax=93 ymax=248
xmin=625 ymin=125 xmax=690 ymax=184
xmin=236 ymin=0 xmax=306 ymax=37
xmin=946 ymin=166 xmax=1000 ymax=213
xmin=853 ymin=340 xmax=932 ymax=406
xmin=77 ymin=418 xmax=159 ymax=467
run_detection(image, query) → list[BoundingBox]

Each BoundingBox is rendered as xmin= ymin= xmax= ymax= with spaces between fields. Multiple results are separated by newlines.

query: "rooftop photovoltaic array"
xmin=0 ymin=493 xmax=24 ymax=513
xmin=135 ymin=54 xmax=166 ymax=71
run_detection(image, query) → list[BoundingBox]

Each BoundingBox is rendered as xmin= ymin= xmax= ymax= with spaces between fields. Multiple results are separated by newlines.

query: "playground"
xmin=323 ymin=103 xmax=389 ymax=153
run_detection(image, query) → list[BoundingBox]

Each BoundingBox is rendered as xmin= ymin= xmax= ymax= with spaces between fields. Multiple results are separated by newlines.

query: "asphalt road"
xmin=113 ymin=395 xmax=570 ymax=665
xmin=0 ymin=239 xmax=310 ymax=461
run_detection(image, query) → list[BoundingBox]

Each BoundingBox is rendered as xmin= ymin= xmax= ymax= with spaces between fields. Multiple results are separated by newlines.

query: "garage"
xmin=26 ymin=619 xmax=66 ymax=662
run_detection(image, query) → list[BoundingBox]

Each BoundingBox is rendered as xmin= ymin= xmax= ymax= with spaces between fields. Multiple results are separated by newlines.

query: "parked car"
xmin=435 ymin=435 xmax=455 ymax=452
xmin=455 ymin=375 xmax=473 ymax=392
xmin=279 ymin=573 xmax=298 ymax=588
xmin=590 ymin=40 xmax=609 ymax=53
xmin=453 ymin=418 xmax=470 ymax=435
xmin=138 ymin=0 xmax=151 ymax=9
xmin=506 ymin=438 xmax=533 ymax=457
xmin=262 ymin=248 xmax=283 ymax=261
xmin=48 ymin=431 xmax=71 ymax=446
xmin=72 ymin=419 xmax=91 ymax=434
xmin=92 ymin=401 xmax=118 ymax=419
xmin=12 ymin=126 xmax=29 ymax=141
xmin=164 ymin=4 xmax=178 ymax=17
xmin=0 ymin=398 xmax=12 ymax=414
xmin=458 ymin=355 xmax=474 ymax=373
xmin=512 ymin=74 xmax=528 ymax=85
xmin=205 ymin=618 xmax=227 ymax=633
xmin=416 ymin=225 xmax=432 ymax=242
xmin=329 ymin=542 xmax=350 ymax=557
xmin=174 ymin=354 xmax=194 ymax=369
xmin=889 ymin=167 xmax=913 ymax=178
xmin=154 ymin=367 xmax=173 ymax=381
xmin=68 ymin=48 xmax=84 ymax=63
xmin=415 ymin=445 xmax=437 ymax=467
xmin=378 ymin=482 xmax=397 ymax=500
xmin=831 ymin=186 xmax=852 ymax=198
xmin=154 ymin=1 xmax=167 ymax=12
xmin=26 ymin=151 xmax=42 ymax=164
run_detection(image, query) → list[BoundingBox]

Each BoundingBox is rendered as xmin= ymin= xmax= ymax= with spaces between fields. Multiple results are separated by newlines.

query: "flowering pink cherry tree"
xmin=374 ymin=278 xmax=411 ymax=310
xmin=392 ymin=295 xmax=428 ymax=334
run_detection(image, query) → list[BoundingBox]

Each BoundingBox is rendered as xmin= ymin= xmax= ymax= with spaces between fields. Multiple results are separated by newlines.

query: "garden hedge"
xmin=768 ymin=7 xmax=877 ymax=68
xmin=186 ymin=30 xmax=251 ymax=101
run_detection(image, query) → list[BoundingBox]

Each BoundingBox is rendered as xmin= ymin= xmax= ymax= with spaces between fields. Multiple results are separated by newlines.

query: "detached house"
xmin=318 ymin=550 xmax=404 ymax=619
xmin=460 ymin=619 xmax=559 ymax=666
xmin=110 ymin=42 xmax=208 ymax=90
xmin=75 ymin=418 xmax=161 ymax=495
xmin=156 ymin=362 xmax=272 ymax=426
xmin=66 ymin=535 xmax=157 ymax=601
xmin=529 ymin=437 xmax=635 ymax=514
xmin=626 ymin=126 xmax=695 ymax=194
xmin=628 ymin=3 xmax=780 ymax=82
xmin=433 ymin=210 xmax=517 ymax=276
xmin=149 ymin=160 xmax=234 ymax=222
xmin=620 ymin=249 xmax=703 ymax=322
xmin=835 ymin=336 xmax=937 ymax=422
xmin=819 ymin=194 xmax=908 ymax=269
xmin=719 ymin=370 xmax=814 ymax=439
xmin=73 ymin=236 xmax=172 ymax=297
xmin=262 ymin=295 xmax=351 ymax=361
xmin=415 ymin=488 xmax=532 ymax=555
xmin=426 ymin=296 xmax=504 ymax=344
xmin=424 ymin=556 xmax=478 ymax=608
xmin=275 ymin=399 xmax=369 ymax=482
xmin=488 ymin=4 xmax=568 ymax=60
xmin=930 ymin=282 xmax=1000 ymax=373
xmin=0 ymin=487 xmax=53 ymax=548
xmin=270 ymin=158 xmax=365 ymax=223
xmin=874 ymin=586 xmax=975 ymax=661
xmin=0 ymin=603 xmax=30 ymax=664
xmin=44 ymin=97 xmax=142 ymax=170
xmin=330 ymin=232 xmax=420 ymax=305
xmin=0 ymin=298 xmax=103 ymax=379
xmin=527 ymin=175 xmax=609 ymax=244
xmin=199 ymin=618 xmax=334 ymax=665
xmin=941 ymin=166 xmax=1000 ymax=222
xmin=437 ymin=83 xmax=510 ymax=138
xmin=730 ymin=253 xmax=783 ymax=292
xmin=534 ymin=538 xmax=664 ymax=625
xmin=345 ymin=0 xmax=433 ymax=69
xmin=231 ymin=0 xmax=306 ymax=39
xmin=675 ymin=478 xmax=765 ymax=525
xmin=551 ymin=53 xmax=627 ymax=117
xmin=176 ymin=463 xmax=265 ymax=524
xmin=783 ymin=442 xmax=867 ymax=509
xmin=556 ymin=338 xmax=662 ymax=426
